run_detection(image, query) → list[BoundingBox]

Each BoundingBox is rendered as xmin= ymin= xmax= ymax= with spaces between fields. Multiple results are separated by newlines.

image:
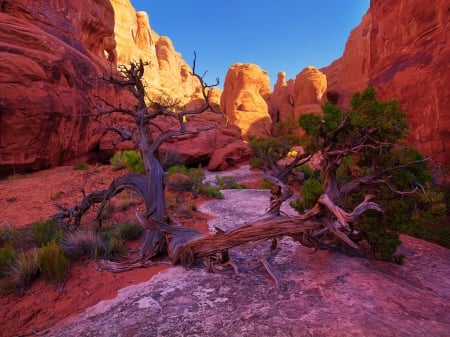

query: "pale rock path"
xmin=48 ymin=167 xmax=450 ymax=337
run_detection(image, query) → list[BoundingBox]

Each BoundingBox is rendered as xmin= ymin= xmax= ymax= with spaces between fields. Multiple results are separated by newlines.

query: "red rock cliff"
xmin=0 ymin=0 xmax=206 ymax=176
xmin=323 ymin=0 xmax=450 ymax=165
xmin=0 ymin=0 xmax=118 ymax=176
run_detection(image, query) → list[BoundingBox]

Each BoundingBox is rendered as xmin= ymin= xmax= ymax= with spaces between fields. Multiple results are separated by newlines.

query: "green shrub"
xmin=291 ymin=178 xmax=322 ymax=212
xmin=110 ymin=150 xmax=144 ymax=173
xmin=197 ymin=184 xmax=224 ymax=199
xmin=31 ymin=220 xmax=62 ymax=246
xmin=214 ymin=175 xmax=246 ymax=189
xmin=74 ymin=162 xmax=88 ymax=170
xmin=8 ymin=249 xmax=39 ymax=290
xmin=38 ymin=242 xmax=70 ymax=283
xmin=116 ymin=223 xmax=143 ymax=241
xmin=0 ymin=243 xmax=16 ymax=276
xmin=166 ymin=165 xmax=205 ymax=192
xmin=257 ymin=179 xmax=274 ymax=189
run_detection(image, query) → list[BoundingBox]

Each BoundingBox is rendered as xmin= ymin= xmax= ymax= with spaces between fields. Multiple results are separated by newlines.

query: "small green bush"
xmin=8 ymin=249 xmax=39 ymax=290
xmin=31 ymin=220 xmax=62 ymax=246
xmin=116 ymin=223 xmax=143 ymax=241
xmin=166 ymin=165 xmax=205 ymax=192
xmin=38 ymin=242 xmax=70 ymax=283
xmin=197 ymin=184 xmax=224 ymax=199
xmin=74 ymin=162 xmax=88 ymax=170
xmin=110 ymin=150 xmax=144 ymax=173
xmin=291 ymin=178 xmax=323 ymax=213
xmin=258 ymin=179 xmax=274 ymax=190
xmin=0 ymin=243 xmax=16 ymax=276
xmin=214 ymin=175 xmax=246 ymax=189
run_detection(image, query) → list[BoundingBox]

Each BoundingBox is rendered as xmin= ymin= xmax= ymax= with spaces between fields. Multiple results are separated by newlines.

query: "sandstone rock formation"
xmin=270 ymin=72 xmax=295 ymax=123
xmin=0 ymin=0 xmax=118 ymax=176
xmin=220 ymin=63 xmax=272 ymax=139
xmin=0 ymin=0 xmax=220 ymax=176
xmin=293 ymin=66 xmax=327 ymax=116
xmin=111 ymin=0 xmax=201 ymax=102
xmin=270 ymin=67 xmax=327 ymax=127
xmin=322 ymin=0 xmax=450 ymax=164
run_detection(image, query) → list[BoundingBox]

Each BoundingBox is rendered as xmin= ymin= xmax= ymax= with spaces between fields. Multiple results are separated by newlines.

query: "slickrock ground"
xmin=1 ymin=165 xmax=449 ymax=337
xmin=47 ymin=168 xmax=449 ymax=337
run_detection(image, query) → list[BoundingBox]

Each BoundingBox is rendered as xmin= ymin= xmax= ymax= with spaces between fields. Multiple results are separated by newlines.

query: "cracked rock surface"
xmin=48 ymin=172 xmax=450 ymax=337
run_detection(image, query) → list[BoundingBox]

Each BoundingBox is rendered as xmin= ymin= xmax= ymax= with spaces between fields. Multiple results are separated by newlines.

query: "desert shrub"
xmin=74 ymin=162 xmax=88 ymax=170
xmin=61 ymin=229 xmax=125 ymax=260
xmin=290 ymin=178 xmax=323 ymax=213
xmin=0 ymin=243 xmax=16 ymax=276
xmin=61 ymin=230 xmax=104 ymax=259
xmin=166 ymin=165 xmax=205 ymax=192
xmin=99 ymin=230 xmax=125 ymax=258
xmin=8 ymin=249 xmax=39 ymax=290
xmin=249 ymin=157 xmax=265 ymax=169
xmin=0 ymin=225 xmax=20 ymax=246
xmin=38 ymin=242 xmax=70 ymax=283
xmin=116 ymin=223 xmax=143 ymax=241
xmin=110 ymin=150 xmax=144 ymax=173
xmin=31 ymin=220 xmax=62 ymax=246
xmin=214 ymin=175 xmax=246 ymax=189
xmin=197 ymin=183 xmax=224 ymax=199
xmin=257 ymin=179 xmax=274 ymax=190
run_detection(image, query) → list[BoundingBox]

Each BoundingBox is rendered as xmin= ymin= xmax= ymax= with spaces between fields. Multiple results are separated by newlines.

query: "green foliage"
xmin=296 ymin=88 xmax=448 ymax=259
xmin=110 ymin=150 xmax=144 ymax=173
xmin=257 ymin=179 xmax=274 ymax=189
xmin=74 ymin=162 xmax=88 ymax=170
xmin=249 ymin=135 xmax=302 ymax=167
xmin=197 ymin=184 xmax=224 ymax=199
xmin=99 ymin=229 xmax=125 ymax=258
xmin=273 ymin=114 xmax=298 ymax=136
xmin=31 ymin=220 xmax=62 ymax=246
xmin=0 ymin=243 xmax=16 ymax=277
xmin=8 ymin=249 xmax=39 ymax=290
xmin=116 ymin=222 xmax=143 ymax=241
xmin=291 ymin=178 xmax=323 ymax=212
xmin=166 ymin=165 xmax=205 ymax=193
xmin=38 ymin=242 xmax=70 ymax=283
xmin=214 ymin=175 xmax=246 ymax=189
xmin=353 ymin=212 xmax=402 ymax=262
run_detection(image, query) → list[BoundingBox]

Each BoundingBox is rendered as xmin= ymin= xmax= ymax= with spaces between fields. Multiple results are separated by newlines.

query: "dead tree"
xmin=57 ymin=62 xmax=429 ymax=287
xmin=55 ymin=56 xmax=219 ymax=228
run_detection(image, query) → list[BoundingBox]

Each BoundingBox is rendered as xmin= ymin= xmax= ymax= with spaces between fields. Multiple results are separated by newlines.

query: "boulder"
xmin=270 ymin=71 xmax=295 ymax=123
xmin=207 ymin=142 xmax=253 ymax=171
xmin=220 ymin=63 xmax=272 ymax=139
xmin=293 ymin=66 xmax=327 ymax=116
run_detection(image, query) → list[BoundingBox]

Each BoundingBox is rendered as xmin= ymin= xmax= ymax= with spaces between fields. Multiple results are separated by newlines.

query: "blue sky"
xmin=129 ymin=1 xmax=369 ymax=89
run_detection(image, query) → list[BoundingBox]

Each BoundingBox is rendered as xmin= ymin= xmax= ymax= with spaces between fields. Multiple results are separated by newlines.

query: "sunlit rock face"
xmin=0 ymin=0 xmax=118 ymax=176
xmin=220 ymin=63 xmax=272 ymax=139
xmin=270 ymin=67 xmax=327 ymax=132
xmin=110 ymin=0 xmax=201 ymax=103
xmin=322 ymin=0 xmax=450 ymax=164
xmin=0 ymin=0 xmax=213 ymax=175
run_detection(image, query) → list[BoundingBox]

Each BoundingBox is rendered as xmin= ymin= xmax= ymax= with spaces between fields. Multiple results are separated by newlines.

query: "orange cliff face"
xmin=0 ymin=0 xmax=119 ymax=176
xmin=0 ymin=0 xmax=208 ymax=176
xmin=220 ymin=63 xmax=272 ymax=139
xmin=110 ymin=0 xmax=201 ymax=102
xmin=322 ymin=0 xmax=450 ymax=165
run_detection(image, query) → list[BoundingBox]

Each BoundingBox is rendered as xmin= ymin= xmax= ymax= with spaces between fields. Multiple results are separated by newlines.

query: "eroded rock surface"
xmin=322 ymin=0 xmax=450 ymax=164
xmin=220 ymin=63 xmax=272 ymax=139
xmin=48 ymin=187 xmax=450 ymax=337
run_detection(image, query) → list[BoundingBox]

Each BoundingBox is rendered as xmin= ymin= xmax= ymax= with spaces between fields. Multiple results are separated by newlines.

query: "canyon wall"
xmin=323 ymin=0 xmax=450 ymax=164
xmin=0 ymin=0 xmax=118 ymax=175
xmin=0 ymin=0 xmax=204 ymax=176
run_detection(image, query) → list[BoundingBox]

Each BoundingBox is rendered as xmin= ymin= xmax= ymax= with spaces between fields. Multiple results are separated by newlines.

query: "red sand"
xmin=0 ymin=165 xmax=213 ymax=337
